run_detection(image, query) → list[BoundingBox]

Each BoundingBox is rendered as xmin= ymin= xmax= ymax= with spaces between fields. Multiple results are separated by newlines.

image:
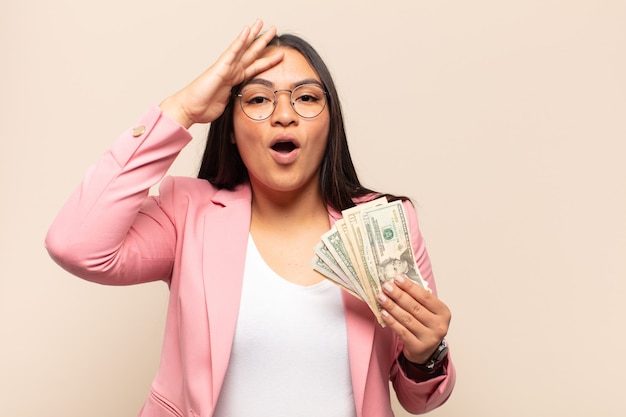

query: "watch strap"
xmin=400 ymin=339 xmax=448 ymax=375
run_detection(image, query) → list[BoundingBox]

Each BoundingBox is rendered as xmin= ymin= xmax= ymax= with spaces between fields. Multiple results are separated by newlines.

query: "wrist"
xmin=401 ymin=339 xmax=449 ymax=376
xmin=399 ymin=352 xmax=447 ymax=381
xmin=159 ymin=97 xmax=193 ymax=129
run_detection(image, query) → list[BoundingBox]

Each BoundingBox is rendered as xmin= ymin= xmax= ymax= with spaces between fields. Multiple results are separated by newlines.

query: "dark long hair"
xmin=197 ymin=33 xmax=404 ymax=211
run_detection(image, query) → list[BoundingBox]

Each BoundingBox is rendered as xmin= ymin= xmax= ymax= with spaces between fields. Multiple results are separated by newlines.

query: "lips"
xmin=269 ymin=135 xmax=300 ymax=153
xmin=269 ymin=136 xmax=300 ymax=164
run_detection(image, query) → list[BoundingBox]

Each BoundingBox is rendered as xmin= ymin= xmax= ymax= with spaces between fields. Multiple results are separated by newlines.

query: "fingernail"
xmin=394 ymin=275 xmax=405 ymax=284
xmin=378 ymin=293 xmax=387 ymax=303
xmin=383 ymin=282 xmax=393 ymax=292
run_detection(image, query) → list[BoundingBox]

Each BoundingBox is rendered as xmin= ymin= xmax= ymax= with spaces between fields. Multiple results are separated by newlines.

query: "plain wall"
xmin=2 ymin=1 xmax=625 ymax=416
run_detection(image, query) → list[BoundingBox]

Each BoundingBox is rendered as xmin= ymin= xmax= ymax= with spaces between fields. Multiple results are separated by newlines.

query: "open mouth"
xmin=271 ymin=141 xmax=297 ymax=153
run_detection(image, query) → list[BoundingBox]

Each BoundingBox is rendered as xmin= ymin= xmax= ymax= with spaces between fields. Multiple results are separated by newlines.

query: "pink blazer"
xmin=45 ymin=106 xmax=455 ymax=417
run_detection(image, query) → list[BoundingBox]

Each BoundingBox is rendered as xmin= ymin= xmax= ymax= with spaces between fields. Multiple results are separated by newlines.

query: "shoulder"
xmin=157 ymin=176 xmax=219 ymax=202
xmin=157 ymin=176 xmax=252 ymax=208
xmin=160 ymin=175 xmax=218 ymax=194
xmin=354 ymin=193 xmax=416 ymax=216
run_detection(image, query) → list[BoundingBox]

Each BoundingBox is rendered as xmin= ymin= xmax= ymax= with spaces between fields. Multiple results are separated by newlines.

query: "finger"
xmin=220 ymin=20 xmax=266 ymax=64
xmin=383 ymin=277 xmax=451 ymax=341
xmin=243 ymin=18 xmax=264 ymax=44
xmin=377 ymin=286 xmax=431 ymax=337
xmin=240 ymin=25 xmax=277 ymax=65
xmin=242 ymin=50 xmax=284 ymax=81
xmin=233 ymin=20 xmax=262 ymax=63
xmin=380 ymin=304 xmax=428 ymax=342
xmin=378 ymin=279 xmax=451 ymax=364
xmin=393 ymin=275 xmax=448 ymax=316
xmin=381 ymin=279 xmax=438 ymax=327
xmin=244 ymin=19 xmax=259 ymax=37
xmin=378 ymin=291 xmax=445 ymax=364
xmin=219 ymin=24 xmax=276 ymax=82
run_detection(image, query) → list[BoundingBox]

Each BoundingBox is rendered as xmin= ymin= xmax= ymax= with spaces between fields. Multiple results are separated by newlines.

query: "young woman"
xmin=46 ymin=19 xmax=455 ymax=417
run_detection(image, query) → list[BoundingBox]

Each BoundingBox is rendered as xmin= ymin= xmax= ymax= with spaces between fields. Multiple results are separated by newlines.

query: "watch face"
xmin=435 ymin=346 xmax=449 ymax=362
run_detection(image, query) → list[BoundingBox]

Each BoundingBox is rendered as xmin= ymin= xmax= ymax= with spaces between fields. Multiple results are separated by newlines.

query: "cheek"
xmin=232 ymin=111 xmax=250 ymax=140
xmin=232 ymin=115 xmax=261 ymax=150
xmin=310 ymin=115 xmax=331 ymax=153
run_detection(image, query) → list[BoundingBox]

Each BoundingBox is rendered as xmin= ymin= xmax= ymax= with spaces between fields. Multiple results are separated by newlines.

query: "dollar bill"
xmin=340 ymin=197 xmax=388 ymax=320
xmin=312 ymin=196 xmax=429 ymax=326
xmin=311 ymin=252 xmax=361 ymax=300
xmin=361 ymin=200 xmax=429 ymax=291
xmin=320 ymin=225 xmax=364 ymax=295
xmin=312 ymin=241 xmax=364 ymax=299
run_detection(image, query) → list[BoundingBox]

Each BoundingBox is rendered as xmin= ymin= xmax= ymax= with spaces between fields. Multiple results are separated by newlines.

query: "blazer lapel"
xmin=201 ymin=185 xmax=252 ymax=404
xmin=343 ymin=292 xmax=376 ymax=417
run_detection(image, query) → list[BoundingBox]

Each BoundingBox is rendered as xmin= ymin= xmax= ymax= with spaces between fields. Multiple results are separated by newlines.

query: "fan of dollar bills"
xmin=311 ymin=196 xmax=430 ymax=325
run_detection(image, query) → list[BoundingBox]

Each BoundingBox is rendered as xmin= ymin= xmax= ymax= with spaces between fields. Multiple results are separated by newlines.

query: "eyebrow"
xmin=243 ymin=77 xmax=324 ymax=89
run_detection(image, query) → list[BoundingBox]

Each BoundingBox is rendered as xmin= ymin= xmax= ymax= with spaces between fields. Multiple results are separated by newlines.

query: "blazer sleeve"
xmin=45 ymin=106 xmax=193 ymax=285
xmin=390 ymin=200 xmax=456 ymax=413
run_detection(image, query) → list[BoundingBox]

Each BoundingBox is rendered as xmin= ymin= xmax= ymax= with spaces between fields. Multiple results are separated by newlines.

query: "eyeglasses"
xmin=235 ymin=84 xmax=328 ymax=121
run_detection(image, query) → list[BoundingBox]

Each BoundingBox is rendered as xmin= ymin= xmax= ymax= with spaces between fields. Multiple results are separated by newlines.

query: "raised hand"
xmin=159 ymin=19 xmax=284 ymax=128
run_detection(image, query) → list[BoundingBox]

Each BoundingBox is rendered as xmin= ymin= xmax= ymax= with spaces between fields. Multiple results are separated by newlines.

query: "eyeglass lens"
xmin=238 ymin=84 xmax=327 ymax=120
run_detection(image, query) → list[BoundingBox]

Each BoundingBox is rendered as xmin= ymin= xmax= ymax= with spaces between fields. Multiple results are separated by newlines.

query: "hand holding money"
xmin=311 ymin=197 xmax=430 ymax=325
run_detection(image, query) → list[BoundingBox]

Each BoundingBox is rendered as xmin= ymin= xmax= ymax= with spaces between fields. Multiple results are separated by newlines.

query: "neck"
xmin=250 ymin=183 xmax=328 ymax=231
xmin=247 ymin=181 xmax=333 ymax=287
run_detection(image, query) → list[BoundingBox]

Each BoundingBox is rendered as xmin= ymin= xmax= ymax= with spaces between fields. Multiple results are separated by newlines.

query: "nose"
xmin=271 ymin=89 xmax=298 ymax=125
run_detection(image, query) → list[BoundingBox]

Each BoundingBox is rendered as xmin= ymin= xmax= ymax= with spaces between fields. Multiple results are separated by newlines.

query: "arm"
xmin=44 ymin=108 xmax=192 ymax=284
xmin=45 ymin=20 xmax=284 ymax=284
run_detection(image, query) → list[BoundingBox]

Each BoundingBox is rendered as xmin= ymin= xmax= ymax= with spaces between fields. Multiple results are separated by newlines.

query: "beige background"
xmin=1 ymin=1 xmax=625 ymax=416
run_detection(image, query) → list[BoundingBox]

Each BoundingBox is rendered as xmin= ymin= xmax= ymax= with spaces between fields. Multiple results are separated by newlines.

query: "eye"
xmin=297 ymin=94 xmax=318 ymax=103
xmin=246 ymin=95 xmax=272 ymax=105
xmin=248 ymin=97 xmax=263 ymax=104
xmin=241 ymin=88 xmax=274 ymax=106
xmin=293 ymin=85 xmax=324 ymax=104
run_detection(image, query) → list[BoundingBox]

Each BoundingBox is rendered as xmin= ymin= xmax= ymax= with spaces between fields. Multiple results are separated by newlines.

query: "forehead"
xmin=251 ymin=47 xmax=320 ymax=87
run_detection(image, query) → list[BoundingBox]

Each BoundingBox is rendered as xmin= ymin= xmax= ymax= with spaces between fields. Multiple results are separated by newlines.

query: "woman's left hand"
xmin=377 ymin=275 xmax=451 ymax=364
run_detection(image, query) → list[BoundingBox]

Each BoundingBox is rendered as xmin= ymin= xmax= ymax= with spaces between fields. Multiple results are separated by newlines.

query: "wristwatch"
xmin=406 ymin=338 xmax=448 ymax=373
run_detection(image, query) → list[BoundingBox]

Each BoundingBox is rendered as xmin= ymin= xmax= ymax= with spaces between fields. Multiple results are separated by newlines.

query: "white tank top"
xmin=213 ymin=236 xmax=357 ymax=417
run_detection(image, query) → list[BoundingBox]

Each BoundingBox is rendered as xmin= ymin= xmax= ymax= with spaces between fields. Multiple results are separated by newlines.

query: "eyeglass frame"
xmin=234 ymin=83 xmax=329 ymax=121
